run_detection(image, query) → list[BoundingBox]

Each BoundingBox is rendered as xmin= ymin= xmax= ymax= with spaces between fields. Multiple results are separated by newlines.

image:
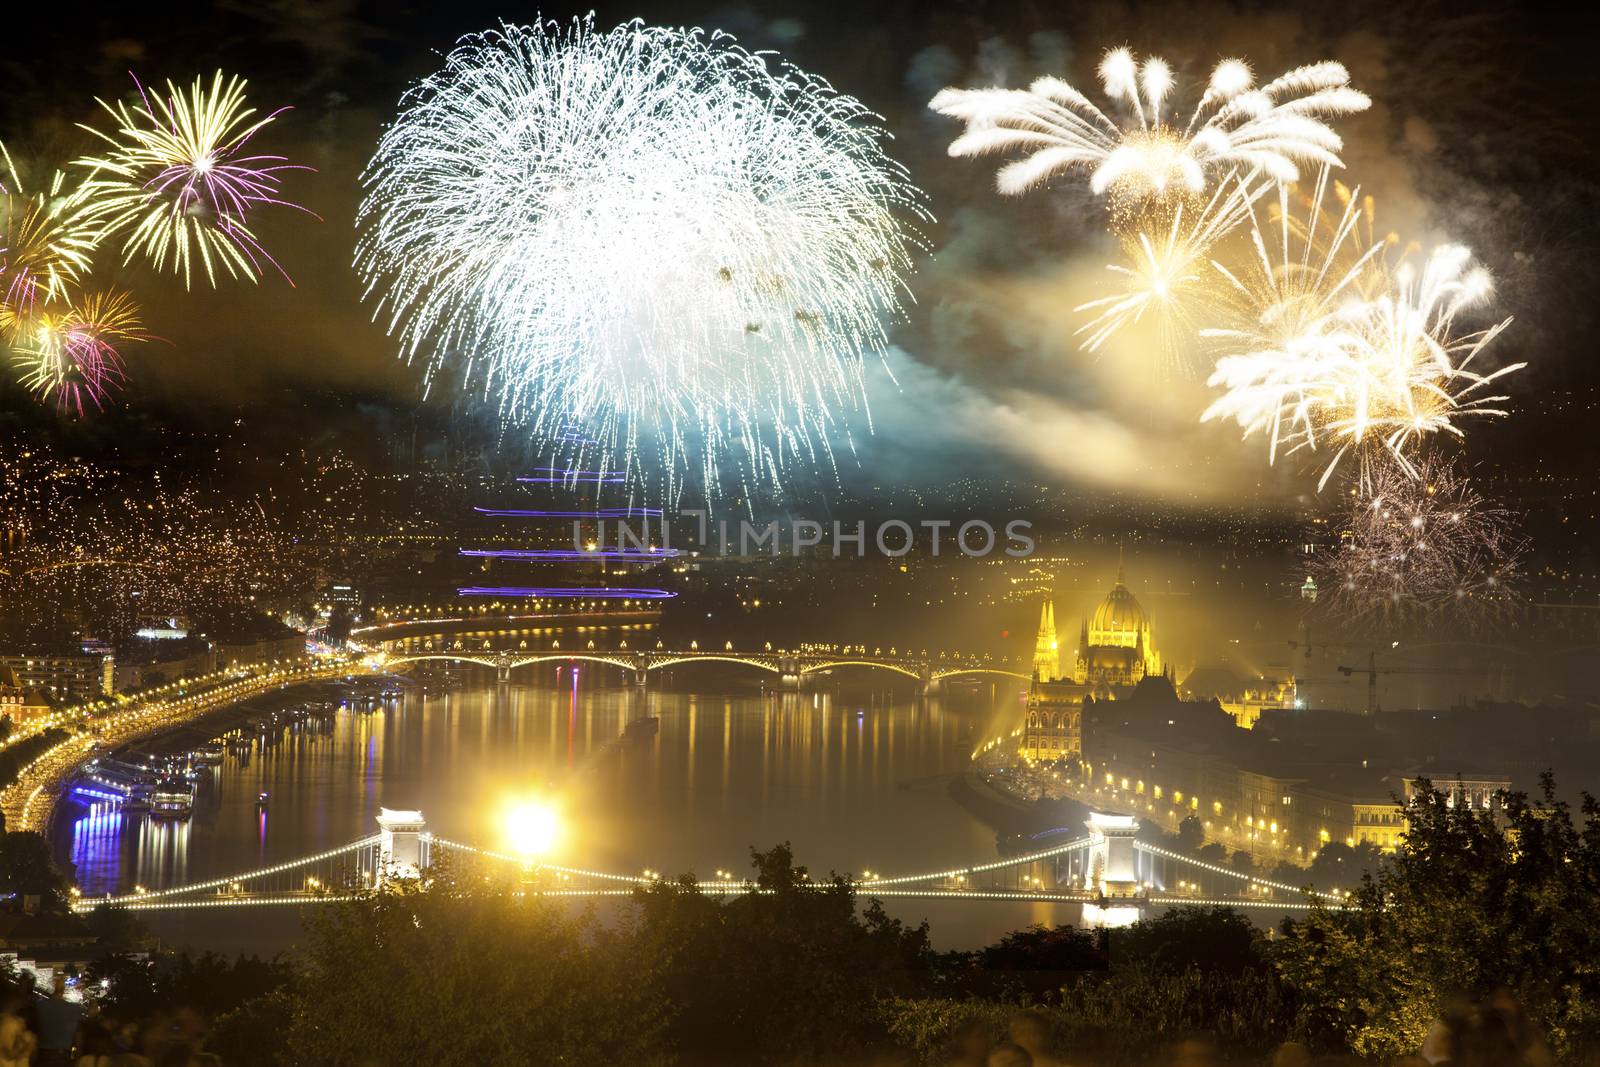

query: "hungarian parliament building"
xmin=1018 ymin=567 xmax=1508 ymax=864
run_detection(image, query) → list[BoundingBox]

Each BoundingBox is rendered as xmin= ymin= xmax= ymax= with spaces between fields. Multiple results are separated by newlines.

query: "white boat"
xmin=150 ymin=778 xmax=195 ymax=819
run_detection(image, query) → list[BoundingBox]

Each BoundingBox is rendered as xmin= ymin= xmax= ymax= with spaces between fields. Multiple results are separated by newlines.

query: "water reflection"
xmin=69 ymin=806 xmax=124 ymax=893
xmin=134 ymin=818 xmax=190 ymax=888
xmin=62 ymin=680 xmax=1025 ymax=933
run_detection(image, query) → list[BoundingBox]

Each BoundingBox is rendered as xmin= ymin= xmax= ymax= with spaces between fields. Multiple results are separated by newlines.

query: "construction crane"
xmin=1290 ymin=629 xmax=1492 ymax=714
xmin=1335 ymin=654 xmax=1502 ymax=715
xmin=1287 ymin=629 xmax=1396 ymax=714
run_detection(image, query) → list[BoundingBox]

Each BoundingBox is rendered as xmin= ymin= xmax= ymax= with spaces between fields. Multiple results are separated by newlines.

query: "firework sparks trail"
xmin=1073 ymin=170 xmax=1268 ymax=369
xmin=355 ymin=18 xmax=928 ymax=499
xmin=929 ymin=48 xmax=1368 ymax=214
xmin=1 ymin=150 xmax=143 ymax=414
xmin=1202 ymin=175 xmax=1523 ymax=489
xmin=1199 ymin=171 xmax=1389 ymax=465
xmin=3 ymin=77 xmax=309 ymax=415
xmin=1310 ymin=455 xmax=1523 ymax=628
xmin=74 ymin=71 xmax=313 ymax=288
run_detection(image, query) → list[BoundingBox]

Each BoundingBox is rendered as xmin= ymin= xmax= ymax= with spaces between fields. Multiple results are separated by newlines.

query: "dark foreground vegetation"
xmin=2 ymin=778 xmax=1597 ymax=1066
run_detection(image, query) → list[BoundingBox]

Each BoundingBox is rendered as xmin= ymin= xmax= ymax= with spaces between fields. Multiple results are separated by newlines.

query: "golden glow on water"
xmin=62 ymin=676 xmax=1061 ymax=947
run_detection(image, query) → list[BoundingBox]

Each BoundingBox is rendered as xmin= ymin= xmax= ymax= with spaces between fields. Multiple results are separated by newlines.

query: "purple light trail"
xmin=456 ymin=586 xmax=677 ymax=599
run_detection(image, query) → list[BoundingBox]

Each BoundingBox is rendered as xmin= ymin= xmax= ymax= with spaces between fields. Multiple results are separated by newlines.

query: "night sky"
xmin=4 ymin=0 xmax=1598 ymax=501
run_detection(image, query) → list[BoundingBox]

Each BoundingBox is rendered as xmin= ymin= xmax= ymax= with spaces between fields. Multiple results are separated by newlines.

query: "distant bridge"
xmin=71 ymin=810 xmax=1340 ymax=923
xmin=376 ymin=645 xmax=1030 ymax=691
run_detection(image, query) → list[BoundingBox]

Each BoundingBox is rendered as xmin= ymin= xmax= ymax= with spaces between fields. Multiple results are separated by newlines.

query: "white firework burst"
xmin=355 ymin=18 xmax=928 ymax=498
xmin=929 ymin=48 xmax=1369 ymax=207
xmin=1203 ymin=221 xmax=1522 ymax=491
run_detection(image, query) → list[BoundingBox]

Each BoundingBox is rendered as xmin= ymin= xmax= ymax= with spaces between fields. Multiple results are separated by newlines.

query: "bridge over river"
xmin=367 ymin=618 xmax=1033 ymax=691
xmin=72 ymin=809 xmax=1339 ymax=926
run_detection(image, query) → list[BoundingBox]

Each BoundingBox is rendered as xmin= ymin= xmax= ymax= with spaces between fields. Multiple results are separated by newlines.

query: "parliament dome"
xmin=1089 ymin=582 xmax=1147 ymax=645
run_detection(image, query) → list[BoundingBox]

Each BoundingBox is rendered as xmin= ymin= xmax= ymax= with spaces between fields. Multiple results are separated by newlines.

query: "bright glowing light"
xmin=1202 ymin=176 xmax=1523 ymax=488
xmin=930 ymin=49 xmax=1368 ymax=209
xmin=503 ymin=800 xmax=561 ymax=858
xmin=355 ymin=18 xmax=928 ymax=498
xmin=74 ymin=71 xmax=312 ymax=287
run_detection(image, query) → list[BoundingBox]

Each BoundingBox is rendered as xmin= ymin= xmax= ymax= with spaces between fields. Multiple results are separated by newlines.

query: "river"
xmin=55 ymin=674 xmax=1084 ymax=952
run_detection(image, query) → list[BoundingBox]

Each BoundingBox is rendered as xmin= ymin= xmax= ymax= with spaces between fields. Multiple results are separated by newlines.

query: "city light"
xmin=0 ymin=21 xmax=1585 ymax=1062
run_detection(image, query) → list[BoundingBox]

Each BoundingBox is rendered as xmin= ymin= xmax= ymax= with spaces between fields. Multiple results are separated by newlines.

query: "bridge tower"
xmin=376 ymin=808 xmax=429 ymax=880
xmin=1082 ymin=811 xmax=1145 ymax=928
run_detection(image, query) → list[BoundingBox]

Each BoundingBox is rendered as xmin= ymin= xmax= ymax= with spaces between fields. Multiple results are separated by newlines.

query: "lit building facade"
xmin=1018 ymin=567 xmax=1513 ymax=865
xmin=1073 ymin=562 xmax=1163 ymax=696
xmin=1022 ymin=564 xmax=1167 ymax=763
xmin=0 ymin=652 xmax=114 ymax=703
xmin=1031 ymin=600 xmax=1059 ymax=682
xmin=1081 ymin=705 xmax=1513 ymax=862
xmin=1180 ymin=665 xmax=1298 ymax=730
xmin=0 ymin=665 xmax=52 ymax=725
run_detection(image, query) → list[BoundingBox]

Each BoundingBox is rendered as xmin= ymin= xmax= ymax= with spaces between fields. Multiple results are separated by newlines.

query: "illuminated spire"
xmin=1033 ymin=598 xmax=1060 ymax=682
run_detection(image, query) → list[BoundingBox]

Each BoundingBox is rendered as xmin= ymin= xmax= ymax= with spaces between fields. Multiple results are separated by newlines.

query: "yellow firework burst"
xmin=74 ymin=71 xmax=308 ymax=288
xmin=1202 ymin=173 xmax=1521 ymax=488
xmin=931 ymin=48 xmax=1369 ymax=216
xmin=1 ymin=144 xmax=97 ymax=325
xmin=1074 ymin=171 xmax=1266 ymax=370
xmin=13 ymin=288 xmax=147 ymax=414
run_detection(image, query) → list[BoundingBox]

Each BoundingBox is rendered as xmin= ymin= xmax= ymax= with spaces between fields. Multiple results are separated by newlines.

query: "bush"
xmin=878 ymin=996 xmax=1017 ymax=1063
xmin=630 ymin=842 xmax=933 ymax=1064
xmin=0 ymin=829 xmax=74 ymax=911
xmin=880 ymin=966 xmax=1290 ymax=1066
xmin=1275 ymin=775 xmax=1600 ymax=1061
xmin=1109 ymin=906 xmax=1264 ymax=975
xmin=289 ymin=872 xmax=665 ymax=1066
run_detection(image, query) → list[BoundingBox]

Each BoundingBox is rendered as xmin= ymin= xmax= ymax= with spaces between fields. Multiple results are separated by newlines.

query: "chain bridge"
xmin=70 ymin=810 xmax=1340 ymax=925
